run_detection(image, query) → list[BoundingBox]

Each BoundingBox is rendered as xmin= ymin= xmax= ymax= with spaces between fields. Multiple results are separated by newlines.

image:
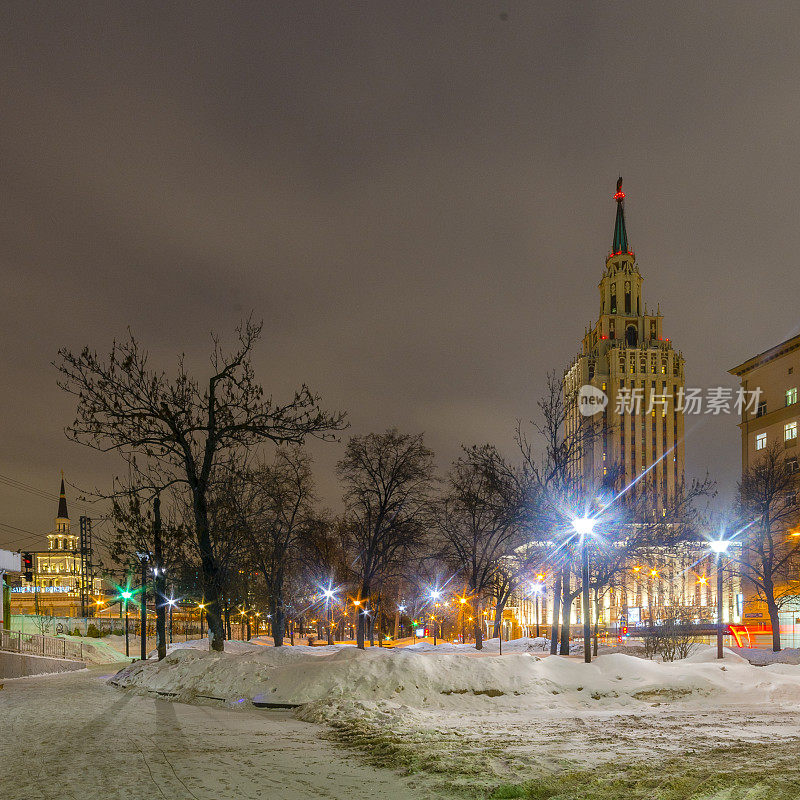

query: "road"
xmin=0 ymin=664 xmax=428 ymax=800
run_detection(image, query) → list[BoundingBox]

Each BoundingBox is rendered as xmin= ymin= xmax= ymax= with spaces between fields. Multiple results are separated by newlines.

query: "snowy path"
xmin=0 ymin=665 xmax=429 ymax=800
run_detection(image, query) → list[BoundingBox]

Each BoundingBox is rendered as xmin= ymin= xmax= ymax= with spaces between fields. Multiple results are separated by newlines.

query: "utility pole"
xmin=152 ymin=493 xmax=167 ymax=660
xmin=137 ymin=553 xmax=149 ymax=660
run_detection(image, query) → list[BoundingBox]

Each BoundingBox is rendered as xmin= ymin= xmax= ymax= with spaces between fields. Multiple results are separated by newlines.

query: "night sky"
xmin=2 ymin=3 xmax=799 ymax=550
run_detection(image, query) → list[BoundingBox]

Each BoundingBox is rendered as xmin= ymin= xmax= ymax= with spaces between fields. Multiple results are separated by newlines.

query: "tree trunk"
xmin=153 ymin=494 xmax=167 ymax=661
xmin=356 ymin=584 xmax=369 ymax=649
xmin=493 ymin=600 xmax=506 ymax=640
xmin=765 ymin=586 xmax=782 ymax=652
xmin=474 ymin=597 xmax=484 ymax=650
xmin=356 ymin=606 xmax=366 ymax=649
xmin=194 ymin=487 xmax=225 ymax=652
xmin=368 ymin=609 xmax=375 ymax=647
xmin=550 ymin=570 xmax=562 ymax=655
xmin=560 ymin=567 xmax=571 ymax=655
xmin=592 ymin=587 xmax=600 ymax=658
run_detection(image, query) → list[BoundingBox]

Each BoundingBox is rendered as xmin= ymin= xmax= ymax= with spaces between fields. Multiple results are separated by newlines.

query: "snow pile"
xmin=111 ymin=641 xmax=800 ymax=717
xmin=732 ymin=647 xmax=800 ymax=666
xmin=404 ymin=636 xmax=550 ymax=654
xmin=56 ymin=634 xmax=132 ymax=664
xmin=150 ymin=638 xmax=266 ymax=658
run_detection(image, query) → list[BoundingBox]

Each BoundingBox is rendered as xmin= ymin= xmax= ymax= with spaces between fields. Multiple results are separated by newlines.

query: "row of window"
xmin=755 ymin=421 xmax=798 ymax=450
xmin=754 ymin=387 xmax=798 ymax=420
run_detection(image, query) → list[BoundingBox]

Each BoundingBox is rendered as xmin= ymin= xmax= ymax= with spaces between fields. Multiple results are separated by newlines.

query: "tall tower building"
xmin=565 ymin=179 xmax=686 ymax=512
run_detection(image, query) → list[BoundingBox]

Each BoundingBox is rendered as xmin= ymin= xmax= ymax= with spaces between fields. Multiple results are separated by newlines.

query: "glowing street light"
xmin=709 ymin=539 xmax=732 ymax=659
xmin=529 ymin=582 xmax=543 ymax=638
xmin=119 ymin=589 xmax=133 ymax=657
xmin=572 ymin=516 xmax=597 ymax=663
xmin=321 ymin=587 xmax=336 ymax=645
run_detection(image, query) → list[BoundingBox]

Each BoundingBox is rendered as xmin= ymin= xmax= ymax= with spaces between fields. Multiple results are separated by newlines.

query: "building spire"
xmin=57 ymin=473 xmax=69 ymax=520
xmin=612 ymin=176 xmax=629 ymax=255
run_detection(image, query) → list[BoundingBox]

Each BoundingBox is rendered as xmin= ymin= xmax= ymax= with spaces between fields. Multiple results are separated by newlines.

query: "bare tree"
xmin=337 ymin=429 xmax=435 ymax=649
xmin=107 ymin=487 xmax=189 ymax=659
xmin=516 ymin=372 xmax=601 ymax=654
xmin=226 ymin=448 xmax=317 ymax=647
xmin=436 ymin=445 xmax=524 ymax=650
xmin=55 ymin=318 xmax=346 ymax=651
xmin=736 ymin=441 xmax=800 ymax=652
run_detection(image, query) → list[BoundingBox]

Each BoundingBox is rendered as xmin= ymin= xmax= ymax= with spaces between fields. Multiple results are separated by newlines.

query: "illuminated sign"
xmin=11 ymin=586 xmax=73 ymax=594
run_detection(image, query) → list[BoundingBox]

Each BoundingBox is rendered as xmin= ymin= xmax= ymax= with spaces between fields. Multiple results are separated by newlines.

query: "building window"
xmin=756 ymin=401 xmax=767 ymax=418
xmin=756 ymin=432 xmax=767 ymax=450
xmin=787 ymin=388 xmax=797 ymax=406
xmin=624 ymin=281 xmax=631 ymax=314
xmin=785 ymin=421 xmax=797 ymax=442
xmin=788 ymin=457 xmax=799 ymax=474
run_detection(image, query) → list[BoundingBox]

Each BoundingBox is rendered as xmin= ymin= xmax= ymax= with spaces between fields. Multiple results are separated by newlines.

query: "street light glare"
xmin=709 ymin=539 xmax=731 ymax=554
xmin=572 ymin=516 xmax=596 ymax=537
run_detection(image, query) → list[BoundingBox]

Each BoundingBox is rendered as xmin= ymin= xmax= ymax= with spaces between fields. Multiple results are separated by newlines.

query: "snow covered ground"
xmin=0 ymin=664 xmax=432 ymax=800
xmin=111 ymin=639 xmax=800 ymax=798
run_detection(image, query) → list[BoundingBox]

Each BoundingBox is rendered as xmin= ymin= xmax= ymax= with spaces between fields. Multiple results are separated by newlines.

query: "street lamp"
xmin=529 ymin=582 xmax=543 ymax=638
xmin=120 ymin=589 xmax=133 ymax=657
xmin=709 ymin=539 xmax=731 ymax=659
xmin=322 ymin=588 xmax=336 ymax=645
xmin=166 ymin=596 xmax=177 ymax=644
xmin=572 ymin=516 xmax=597 ymax=664
xmin=198 ymin=602 xmax=206 ymax=639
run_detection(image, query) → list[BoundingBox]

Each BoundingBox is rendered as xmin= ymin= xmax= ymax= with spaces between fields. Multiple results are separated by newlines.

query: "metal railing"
xmin=0 ymin=629 xmax=85 ymax=662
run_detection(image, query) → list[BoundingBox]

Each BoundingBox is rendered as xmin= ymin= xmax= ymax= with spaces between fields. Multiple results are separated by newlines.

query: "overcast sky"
xmin=2 ymin=3 xmax=799 ymax=550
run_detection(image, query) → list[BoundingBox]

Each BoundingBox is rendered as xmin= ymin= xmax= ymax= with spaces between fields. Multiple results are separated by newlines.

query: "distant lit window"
xmin=787 ymin=388 xmax=797 ymax=406
xmin=785 ymin=421 xmax=797 ymax=442
xmin=756 ymin=433 xmax=767 ymax=450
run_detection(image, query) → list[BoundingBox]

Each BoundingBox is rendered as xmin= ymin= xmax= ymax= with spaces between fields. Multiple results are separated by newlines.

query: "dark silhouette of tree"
xmin=736 ymin=441 xmax=800 ymax=652
xmin=337 ymin=429 xmax=435 ymax=649
xmin=55 ymin=318 xmax=346 ymax=651
xmin=436 ymin=445 xmax=525 ymax=650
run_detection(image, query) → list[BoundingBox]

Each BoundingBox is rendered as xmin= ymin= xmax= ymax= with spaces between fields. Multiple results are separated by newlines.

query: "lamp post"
xmin=709 ymin=540 xmax=731 ymax=659
xmin=121 ymin=589 xmax=133 ymax=657
xmin=136 ymin=553 xmax=149 ymax=660
xmin=573 ymin=517 xmax=597 ymax=664
xmin=429 ymin=589 xmax=441 ymax=645
xmin=323 ymin=589 xmax=335 ymax=645
xmin=198 ymin=602 xmax=205 ymax=639
xmin=530 ymin=583 xmax=543 ymax=638
xmin=167 ymin=596 xmax=176 ymax=644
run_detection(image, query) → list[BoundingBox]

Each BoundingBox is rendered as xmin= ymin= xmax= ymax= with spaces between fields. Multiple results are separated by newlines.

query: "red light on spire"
xmin=613 ymin=190 xmax=625 ymax=202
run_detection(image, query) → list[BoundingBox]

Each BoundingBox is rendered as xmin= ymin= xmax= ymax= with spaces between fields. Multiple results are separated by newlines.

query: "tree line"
xmin=54 ymin=320 xmax=800 ymax=656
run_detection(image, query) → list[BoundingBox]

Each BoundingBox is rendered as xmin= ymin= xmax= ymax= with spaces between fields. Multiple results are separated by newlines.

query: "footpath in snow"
xmin=110 ymin=638 xmax=800 ymax=797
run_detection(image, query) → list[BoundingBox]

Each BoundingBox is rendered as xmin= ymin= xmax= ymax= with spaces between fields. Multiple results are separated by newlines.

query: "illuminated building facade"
xmin=730 ymin=335 xmax=800 ymax=631
xmin=564 ymin=177 xmax=685 ymax=510
xmin=509 ymin=180 xmax=740 ymax=635
xmin=9 ymin=477 xmax=102 ymax=617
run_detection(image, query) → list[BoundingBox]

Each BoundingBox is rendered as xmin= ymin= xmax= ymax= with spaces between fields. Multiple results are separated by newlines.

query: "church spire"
xmin=612 ymin=176 xmax=629 ymax=255
xmin=57 ymin=473 xmax=68 ymax=520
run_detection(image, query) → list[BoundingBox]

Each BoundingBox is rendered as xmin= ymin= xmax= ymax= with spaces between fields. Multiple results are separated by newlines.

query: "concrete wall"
xmin=0 ymin=651 xmax=85 ymax=679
